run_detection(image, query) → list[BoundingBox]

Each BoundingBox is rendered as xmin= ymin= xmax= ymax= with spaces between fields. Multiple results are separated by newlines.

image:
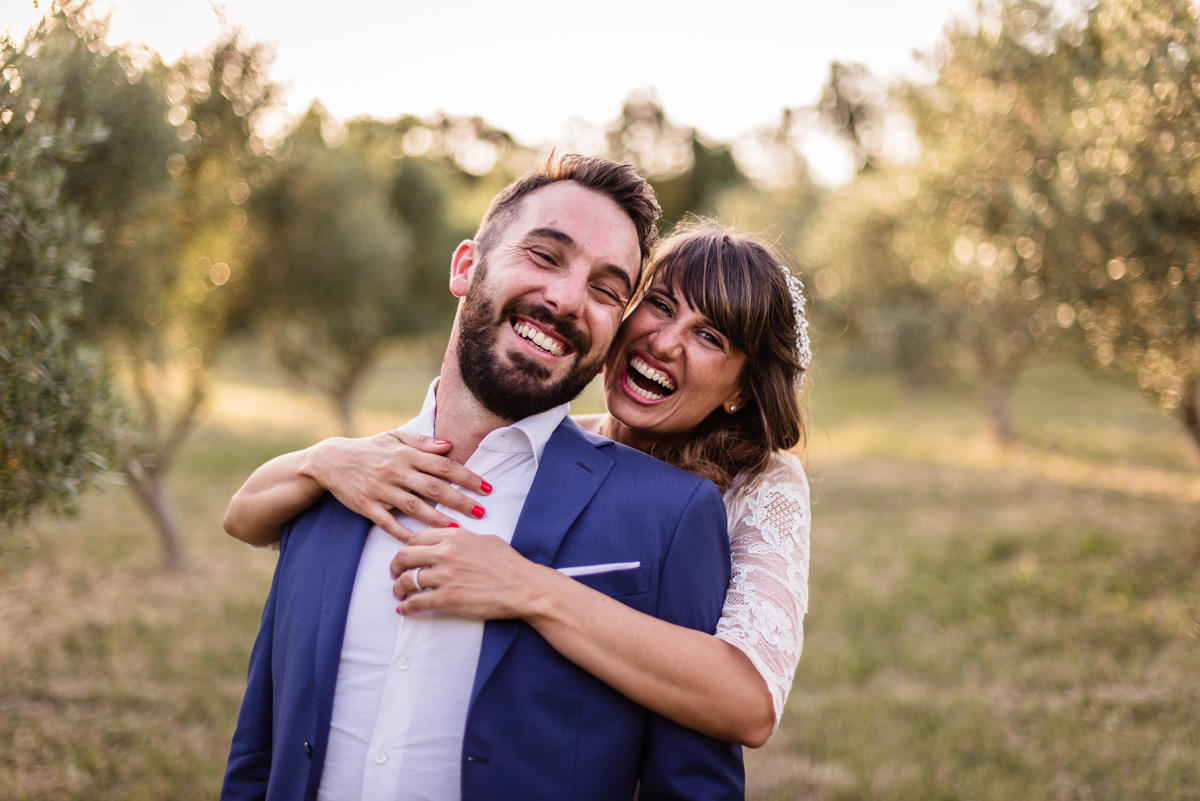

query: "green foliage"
xmin=242 ymin=105 xmax=466 ymax=433
xmin=44 ymin=13 xmax=182 ymax=343
xmin=818 ymin=61 xmax=886 ymax=172
xmin=802 ymin=171 xmax=958 ymax=387
xmin=605 ymin=91 xmax=748 ymax=228
xmin=806 ymin=0 xmax=1200 ymax=449
xmin=1043 ymin=0 xmax=1200 ymax=439
xmin=20 ymin=3 xmax=279 ymax=566
xmin=0 ymin=8 xmax=116 ymax=526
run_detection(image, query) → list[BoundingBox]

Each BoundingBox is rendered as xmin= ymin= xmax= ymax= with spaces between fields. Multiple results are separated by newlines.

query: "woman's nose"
xmin=646 ymin=322 xmax=684 ymax=359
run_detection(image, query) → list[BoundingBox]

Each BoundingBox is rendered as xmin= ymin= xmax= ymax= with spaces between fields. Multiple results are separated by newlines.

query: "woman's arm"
xmin=223 ymin=431 xmax=489 ymax=547
xmin=390 ymin=528 xmax=776 ymax=747
xmin=222 ymin=447 xmax=325 ymax=546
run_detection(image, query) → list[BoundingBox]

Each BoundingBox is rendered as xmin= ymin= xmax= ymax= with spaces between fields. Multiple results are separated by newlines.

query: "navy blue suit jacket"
xmin=221 ymin=418 xmax=744 ymax=800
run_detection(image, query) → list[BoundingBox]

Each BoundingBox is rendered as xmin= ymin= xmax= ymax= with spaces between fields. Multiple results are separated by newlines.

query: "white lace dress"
xmin=713 ymin=450 xmax=811 ymax=732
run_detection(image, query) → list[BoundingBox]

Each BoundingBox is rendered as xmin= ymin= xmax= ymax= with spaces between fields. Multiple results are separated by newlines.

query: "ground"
xmin=2 ymin=345 xmax=1197 ymax=800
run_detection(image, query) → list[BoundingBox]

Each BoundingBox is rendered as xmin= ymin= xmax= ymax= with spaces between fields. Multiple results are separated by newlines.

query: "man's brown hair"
xmin=474 ymin=153 xmax=661 ymax=271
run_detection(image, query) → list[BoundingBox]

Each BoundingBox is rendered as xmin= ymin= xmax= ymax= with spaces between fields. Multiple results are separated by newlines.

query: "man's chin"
xmin=465 ymin=356 xmax=602 ymax=420
xmin=504 ymin=349 xmax=556 ymax=382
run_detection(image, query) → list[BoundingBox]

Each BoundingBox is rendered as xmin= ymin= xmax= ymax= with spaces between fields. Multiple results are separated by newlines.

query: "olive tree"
xmin=0 ymin=11 xmax=115 ymax=526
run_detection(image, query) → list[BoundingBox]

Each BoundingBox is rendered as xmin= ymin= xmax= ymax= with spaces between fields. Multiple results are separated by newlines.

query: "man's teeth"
xmin=629 ymin=356 xmax=676 ymax=401
xmin=513 ymin=321 xmax=565 ymax=356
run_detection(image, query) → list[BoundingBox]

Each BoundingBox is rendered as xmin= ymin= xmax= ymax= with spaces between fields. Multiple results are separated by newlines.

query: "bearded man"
xmin=220 ymin=154 xmax=744 ymax=801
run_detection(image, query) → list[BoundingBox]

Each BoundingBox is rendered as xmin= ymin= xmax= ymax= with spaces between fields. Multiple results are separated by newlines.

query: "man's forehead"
xmin=509 ymin=182 xmax=641 ymax=274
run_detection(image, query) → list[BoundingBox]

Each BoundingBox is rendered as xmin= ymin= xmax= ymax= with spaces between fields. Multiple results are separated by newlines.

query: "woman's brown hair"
xmin=639 ymin=221 xmax=807 ymax=493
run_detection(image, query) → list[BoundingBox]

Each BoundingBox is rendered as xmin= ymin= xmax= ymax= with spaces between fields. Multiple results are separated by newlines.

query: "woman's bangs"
xmin=655 ymin=238 xmax=761 ymax=354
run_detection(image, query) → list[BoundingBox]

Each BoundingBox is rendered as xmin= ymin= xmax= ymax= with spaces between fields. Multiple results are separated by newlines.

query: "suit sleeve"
xmin=220 ymin=531 xmax=288 ymax=801
xmin=638 ymin=479 xmax=745 ymax=800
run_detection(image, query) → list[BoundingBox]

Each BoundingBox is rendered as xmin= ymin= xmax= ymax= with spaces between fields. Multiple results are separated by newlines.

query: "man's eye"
xmin=528 ymin=248 xmax=556 ymax=265
xmin=593 ymin=285 xmax=624 ymax=305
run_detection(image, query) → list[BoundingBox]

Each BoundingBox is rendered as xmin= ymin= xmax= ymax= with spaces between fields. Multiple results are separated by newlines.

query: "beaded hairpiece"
xmin=779 ymin=264 xmax=812 ymax=377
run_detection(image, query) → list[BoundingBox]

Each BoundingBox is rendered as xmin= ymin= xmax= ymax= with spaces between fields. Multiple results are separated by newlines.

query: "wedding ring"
xmin=412 ymin=567 xmax=423 ymax=593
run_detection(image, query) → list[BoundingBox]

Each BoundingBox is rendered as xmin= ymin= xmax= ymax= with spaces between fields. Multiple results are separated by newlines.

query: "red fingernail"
xmin=446 ymin=521 xmax=460 ymax=528
xmin=396 ymin=605 xmax=403 ymax=615
xmin=480 ymin=480 xmax=493 ymax=494
xmin=472 ymin=505 xmax=485 ymax=519
xmin=434 ymin=439 xmax=451 ymax=446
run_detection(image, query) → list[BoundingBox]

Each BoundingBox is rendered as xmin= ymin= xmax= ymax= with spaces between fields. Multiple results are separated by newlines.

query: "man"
xmin=221 ymin=155 xmax=744 ymax=801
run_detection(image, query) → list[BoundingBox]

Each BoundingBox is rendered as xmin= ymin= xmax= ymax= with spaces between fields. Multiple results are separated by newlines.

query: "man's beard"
xmin=456 ymin=262 xmax=606 ymax=421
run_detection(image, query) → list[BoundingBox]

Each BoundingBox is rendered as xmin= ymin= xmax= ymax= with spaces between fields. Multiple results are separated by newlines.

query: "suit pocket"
xmin=569 ymin=563 xmax=650 ymax=599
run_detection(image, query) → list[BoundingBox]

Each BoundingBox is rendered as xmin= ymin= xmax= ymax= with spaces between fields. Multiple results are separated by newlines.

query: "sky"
xmin=2 ymin=0 xmax=978 ymax=183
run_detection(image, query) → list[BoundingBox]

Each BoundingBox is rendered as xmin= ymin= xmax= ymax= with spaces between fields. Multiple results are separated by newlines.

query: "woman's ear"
xmin=723 ymin=389 xmax=748 ymax=415
xmin=449 ymin=240 xmax=477 ymax=298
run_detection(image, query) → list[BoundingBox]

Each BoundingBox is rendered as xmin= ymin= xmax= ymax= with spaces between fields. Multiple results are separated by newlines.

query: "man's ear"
xmin=449 ymin=240 xmax=478 ymax=298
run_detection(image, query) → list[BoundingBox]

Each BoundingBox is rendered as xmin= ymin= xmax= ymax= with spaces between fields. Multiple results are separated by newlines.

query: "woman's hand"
xmin=389 ymin=527 xmax=556 ymax=619
xmin=301 ymin=431 xmax=490 ymax=540
xmin=388 ymin=526 xmax=776 ymax=747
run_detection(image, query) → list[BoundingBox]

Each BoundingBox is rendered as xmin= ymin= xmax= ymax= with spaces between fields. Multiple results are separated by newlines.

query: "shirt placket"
xmin=359 ymin=604 xmax=418 ymax=797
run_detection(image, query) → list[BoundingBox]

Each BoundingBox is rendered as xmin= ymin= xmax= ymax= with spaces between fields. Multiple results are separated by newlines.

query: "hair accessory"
xmin=779 ymin=264 xmax=812 ymax=375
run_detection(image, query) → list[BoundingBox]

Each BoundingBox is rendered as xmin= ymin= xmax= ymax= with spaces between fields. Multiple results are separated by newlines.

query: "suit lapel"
xmin=312 ymin=500 xmax=372 ymax=746
xmin=510 ymin=419 xmax=614 ymax=565
xmin=469 ymin=419 xmax=614 ymax=708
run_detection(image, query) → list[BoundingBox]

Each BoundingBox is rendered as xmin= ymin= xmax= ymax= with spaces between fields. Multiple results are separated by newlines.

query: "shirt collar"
xmin=409 ymin=378 xmax=567 ymax=468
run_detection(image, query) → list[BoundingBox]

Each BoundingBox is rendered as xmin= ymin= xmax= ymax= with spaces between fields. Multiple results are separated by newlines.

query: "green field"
xmin=2 ymin=348 xmax=1197 ymax=801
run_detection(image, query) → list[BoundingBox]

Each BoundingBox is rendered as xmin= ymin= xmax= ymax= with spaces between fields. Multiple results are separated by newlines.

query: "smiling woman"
xmin=602 ymin=222 xmax=807 ymax=492
xmin=604 ymin=284 xmax=749 ymax=440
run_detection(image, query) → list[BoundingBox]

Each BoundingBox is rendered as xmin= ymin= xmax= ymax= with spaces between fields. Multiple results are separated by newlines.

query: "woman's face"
xmin=603 ymin=281 xmax=747 ymax=441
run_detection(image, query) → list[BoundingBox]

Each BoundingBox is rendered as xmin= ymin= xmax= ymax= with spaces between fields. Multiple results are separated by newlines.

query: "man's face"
xmin=452 ymin=181 xmax=642 ymax=421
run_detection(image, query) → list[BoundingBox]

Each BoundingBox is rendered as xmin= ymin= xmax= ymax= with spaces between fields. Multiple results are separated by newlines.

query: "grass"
xmin=2 ymin=347 xmax=1197 ymax=800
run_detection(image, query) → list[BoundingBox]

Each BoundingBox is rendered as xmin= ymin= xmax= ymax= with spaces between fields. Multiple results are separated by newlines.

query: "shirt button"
xmin=374 ymin=752 xmax=387 ymax=765
xmin=396 ymin=657 xmax=409 ymax=670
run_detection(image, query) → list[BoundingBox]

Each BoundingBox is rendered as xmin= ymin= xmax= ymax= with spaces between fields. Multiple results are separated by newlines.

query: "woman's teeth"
xmin=628 ymin=355 xmax=676 ymax=401
xmin=513 ymin=321 xmax=565 ymax=356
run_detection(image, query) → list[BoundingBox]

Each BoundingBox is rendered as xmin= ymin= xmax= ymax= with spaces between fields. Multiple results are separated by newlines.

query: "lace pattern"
xmin=714 ymin=450 xmax=811 ymax=731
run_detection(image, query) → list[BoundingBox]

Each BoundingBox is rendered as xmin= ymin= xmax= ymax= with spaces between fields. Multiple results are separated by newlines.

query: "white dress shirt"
xmin=317 ymin=379 xmax=567 ymax=801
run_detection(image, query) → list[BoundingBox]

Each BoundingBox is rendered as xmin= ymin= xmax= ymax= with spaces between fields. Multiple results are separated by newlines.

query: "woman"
xmin=224 ymin=221 xmax=811 ymax=748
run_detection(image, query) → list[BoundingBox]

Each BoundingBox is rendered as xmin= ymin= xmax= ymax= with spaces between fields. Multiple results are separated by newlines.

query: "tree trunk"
xmin=332 ymin=356 xmax=371 ymax=438
xmin=333 ymin=389 xmax=356 ymax=437
xmin=1180 ymin=379 xmax=1200 ymax=457
xmin=122 ymin=461 xmax=186 ymax=570
xmin=975 ymin=343 xmax=1021 ymax=445
xmin=988 ymin=375 xmax=1017 ymax=444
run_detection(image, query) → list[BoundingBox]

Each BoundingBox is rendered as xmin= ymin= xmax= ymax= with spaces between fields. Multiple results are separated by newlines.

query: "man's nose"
xmin=542 ymin=267 xmax=587 ymax=320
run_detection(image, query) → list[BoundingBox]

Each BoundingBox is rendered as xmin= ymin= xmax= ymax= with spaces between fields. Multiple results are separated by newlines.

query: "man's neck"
xmin=432 ymin=347 xmax=516 ymax=465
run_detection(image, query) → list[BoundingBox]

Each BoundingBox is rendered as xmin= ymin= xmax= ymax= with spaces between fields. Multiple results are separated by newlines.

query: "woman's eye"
xmin=698 ymin=329 xmax=724 ymax=348
xmin=647 ymin=296 xmax=672 ymax=314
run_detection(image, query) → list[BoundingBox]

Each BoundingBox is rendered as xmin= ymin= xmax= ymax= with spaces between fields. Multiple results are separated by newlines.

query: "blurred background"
xmin=1 ymin=0 xmax=1197 ymax=799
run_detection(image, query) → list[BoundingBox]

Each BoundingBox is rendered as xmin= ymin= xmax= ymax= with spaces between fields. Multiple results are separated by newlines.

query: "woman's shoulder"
xmin=765 ymin=449 xmax=808 ymax=483
xmin=727 ymin=450 xmax=809 ymax=500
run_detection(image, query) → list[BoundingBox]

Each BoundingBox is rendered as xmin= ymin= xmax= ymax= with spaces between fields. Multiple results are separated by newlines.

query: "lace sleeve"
xmin=714 ymin=451 xmax=811 ymax=732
